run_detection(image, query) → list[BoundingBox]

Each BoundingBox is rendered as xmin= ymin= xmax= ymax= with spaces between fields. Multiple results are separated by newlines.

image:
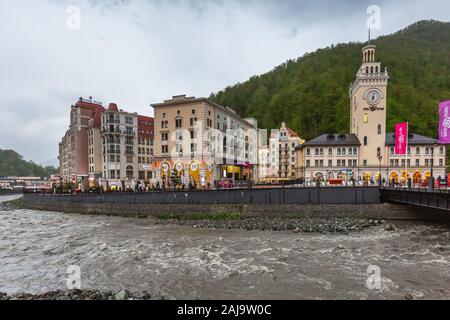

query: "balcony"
xmin=102 ymin=128 xmax=121 ymax=134
xmin=105 ymin=119 xmax=120 ymax=124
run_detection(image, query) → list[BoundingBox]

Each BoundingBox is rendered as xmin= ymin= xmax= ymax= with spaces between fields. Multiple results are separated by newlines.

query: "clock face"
xmin=366 ymin=89 xmax=382 ymax=105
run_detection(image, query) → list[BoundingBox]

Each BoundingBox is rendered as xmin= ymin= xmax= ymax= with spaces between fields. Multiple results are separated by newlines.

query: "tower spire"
xmin=368 ymin=28 xmax=371 ymax=44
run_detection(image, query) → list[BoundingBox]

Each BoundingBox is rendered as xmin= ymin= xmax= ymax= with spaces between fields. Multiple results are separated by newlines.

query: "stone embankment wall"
xmin=17 ymin=187 xmax=450 ymax=220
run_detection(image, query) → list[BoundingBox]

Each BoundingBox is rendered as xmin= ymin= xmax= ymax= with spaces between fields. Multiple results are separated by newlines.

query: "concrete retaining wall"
xmin=15 ymin=187 xmax=450 ymax=220
xmin=23 ymin=187 xmax=380 ymax=205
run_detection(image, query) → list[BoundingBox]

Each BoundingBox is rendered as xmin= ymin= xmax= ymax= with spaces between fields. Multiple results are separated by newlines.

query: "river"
xmin=0 ymin=195 xmax=449 ymax=300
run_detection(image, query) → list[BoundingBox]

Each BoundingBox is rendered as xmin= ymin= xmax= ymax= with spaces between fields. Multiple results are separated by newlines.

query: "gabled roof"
xmin=385 ymin=133 xmax=438 ymax=146
xmin=302 ymin=134 xmax=361 ymax=147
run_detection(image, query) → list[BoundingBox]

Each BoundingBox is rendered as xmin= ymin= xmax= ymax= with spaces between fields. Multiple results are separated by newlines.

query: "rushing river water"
xmin=1 ymin=195 xmax=449 ymax=300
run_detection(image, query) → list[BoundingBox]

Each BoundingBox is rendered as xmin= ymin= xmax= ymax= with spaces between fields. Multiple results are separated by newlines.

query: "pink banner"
xmin=395 ymin=123 xmax=408 ymax=155
xmin=439 ymin=101 xmax=450 ymax=144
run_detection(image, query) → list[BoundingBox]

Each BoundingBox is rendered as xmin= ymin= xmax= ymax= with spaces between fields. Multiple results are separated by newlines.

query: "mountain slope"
xmin=0 ymin=149 xmax=57 ymax=177
xmin=211 ymin=20 xmax=450 ymax=141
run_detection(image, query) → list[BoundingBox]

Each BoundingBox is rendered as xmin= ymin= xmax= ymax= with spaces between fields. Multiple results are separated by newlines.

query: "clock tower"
xmin=350 ymin=44 xmax=389 ymax=167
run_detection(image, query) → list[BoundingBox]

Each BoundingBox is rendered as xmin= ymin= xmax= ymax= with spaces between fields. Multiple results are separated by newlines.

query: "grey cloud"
xmin=0 ymin=0 xmax=449 ymax=164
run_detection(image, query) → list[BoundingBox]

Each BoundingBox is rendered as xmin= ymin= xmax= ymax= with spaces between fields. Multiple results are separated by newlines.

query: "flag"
xmin=395 ymin=123 xmax=408 ymax=155
xmin=439 ymin=100 xmax=450 ymax=145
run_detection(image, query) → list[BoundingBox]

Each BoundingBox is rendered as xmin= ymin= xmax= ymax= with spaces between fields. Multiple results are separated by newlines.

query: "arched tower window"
xmin=364 ymin=137 xmax=368 ymax=146
xmin=371 ymin=66 xmax=374 ymax=74
xmin=378 ymin=125 xmax=382 ymax=135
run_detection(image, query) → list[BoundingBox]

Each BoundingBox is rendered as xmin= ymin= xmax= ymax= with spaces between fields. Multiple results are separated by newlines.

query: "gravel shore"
xmin=2 ymin=201 xmax=386 ymax=234
xmin=156 ymin=217 xmax=386 ymax=234
xmin=0 ymin=289 xmax=155 ymax=301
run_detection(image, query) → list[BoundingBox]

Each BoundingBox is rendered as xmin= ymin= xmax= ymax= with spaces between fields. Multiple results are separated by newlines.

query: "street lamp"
xmin=378 ymin=155 xmax=383 ymax=188
xmin=430 ymin=143 xmax=438 ymax=190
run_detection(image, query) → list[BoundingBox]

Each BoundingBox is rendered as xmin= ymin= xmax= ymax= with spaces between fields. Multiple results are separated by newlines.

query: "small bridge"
xmin=381 ymin=188 xmax=450 ymax=212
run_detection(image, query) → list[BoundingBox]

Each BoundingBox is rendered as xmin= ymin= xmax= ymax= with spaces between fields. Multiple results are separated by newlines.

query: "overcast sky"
xmin=0 ymin=0 xmax=449 ymax=165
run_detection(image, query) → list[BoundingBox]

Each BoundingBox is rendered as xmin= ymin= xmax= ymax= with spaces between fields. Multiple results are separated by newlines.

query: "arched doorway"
xmin=413 ymin=172 xmax=422 ymax=184
xmin=390 ymin=172 xmax=399 ymax=183
xmin=315 ymin=172 xmax=324 ymax=182
xmin=401 ymin=171 xmax=410 ymax=182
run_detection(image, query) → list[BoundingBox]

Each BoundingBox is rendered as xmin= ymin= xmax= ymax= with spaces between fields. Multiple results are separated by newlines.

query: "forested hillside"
xmin=0 ymin=149 xmax=57 ymax=177
xmin=211 ymin=20 xmax=450 ymax=140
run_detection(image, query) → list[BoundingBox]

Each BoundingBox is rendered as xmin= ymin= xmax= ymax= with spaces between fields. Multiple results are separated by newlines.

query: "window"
xmin=315 ymin=160 xmax=319 ymax=167
xmin=390 ymin=159 xmax=394 ymax=167
xmin=440 ymin=147 xmax=444 ymax=155
xmin=440 ymin=159 xmax=444 ymax=167
xmin=328 ymin=160 xmax=333 ymax=167
xmin=342 ymin=148 xmax=346 ymax=155
xmin=319 ymin=148 xmax=324 ymax=156
xmin=425 ymin=147 xmax=430 ymax=155
xmin=109 ymin=170 xmax=116 ymax=179
xmin=390 ymin=147 xmax=395 ymax=154
xmin=337 ymin=160 xmax=341 ymax=167
xmin=175 ymin=118 xmax=183 ymax=128
xmin=192 ymin=109 xmax=196 ymax=115
xmin=328 ymin=148 xmax=333 ymax=156
xmin=337 ymin=148 xmax=341 ymax=156
xmin=394 ymin=159 xmax=399 ymax=166
xmin=315 ymin=148 xmax=319 ymax=156
xmin=161 ymin=133 xmax=168 ymax=141
xmin=364 ymin=137 xmax=368 ymax=146
xmin=126 ymin=166 xmax=134 ymax=179
xmin=378 ymin=125 xmax=382 ymax=135
xmin=425 ymin=159 xmax=429 ymax=166
xmin=377 ymin=147 xmax=381 ymax=157
xmin=363 ymin=160 xmax=368 ymax=166
xmin=364 ymin=114 xmax=369 ymax=123
xmin=319 ymin=160 xmax=324 ymax=167
xmin=125 ymin=116 xmax=133 ymax=125
xmin=353 ymin=148 xmax=358 ymax=155
xmin=416 ymin=147 xmax=420 ymax=155
xmin=162 ymin=145 xmax=168 ymax=154
xmin=416 ymin=159 xmax=420 ymax=166
xmin=161 ymin=121 xmax=168 ymax=129
xmin=306 ymin=148 xmax=311 ymax=156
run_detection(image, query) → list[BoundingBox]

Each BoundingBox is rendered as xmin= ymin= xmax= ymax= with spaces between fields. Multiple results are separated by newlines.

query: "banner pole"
xmin=406 ymin=122 xmax=409 ymax=187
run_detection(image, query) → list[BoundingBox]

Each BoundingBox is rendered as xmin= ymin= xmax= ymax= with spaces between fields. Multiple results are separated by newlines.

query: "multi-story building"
xmin=151 ymin=95 xmax=258 ymax=188
xmin=267 ymin=123 xmax=305 ymax=179
xmin=59 ymin=98 xmax=105 ymax=189
xmin=296 ymin=44 xmax=446 ymax=184
xmin=257 ymin=145 xmax=270 ymax=180
xmin=99 ymin=103 xmax=141 ymax=190
xmin=137 ymin=115 xmax=155 ymax=183
xmin=59 ymin=98 xmax=154 ymax=191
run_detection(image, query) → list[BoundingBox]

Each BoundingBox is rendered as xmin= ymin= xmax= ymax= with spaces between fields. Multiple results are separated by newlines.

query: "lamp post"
xmin=378 ymin=155 xmax=383 ymax=188
xmin=430 ymin=143 xmax=438 ymax=190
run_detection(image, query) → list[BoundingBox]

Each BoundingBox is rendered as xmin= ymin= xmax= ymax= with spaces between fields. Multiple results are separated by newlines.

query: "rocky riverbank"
xmin=2 ymin=199 xmax=391 ymax=234
xmin=156 ymin=217 xmax=387 ymax=234
xmin=0 ymin=289 xmax=155 ymax=301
